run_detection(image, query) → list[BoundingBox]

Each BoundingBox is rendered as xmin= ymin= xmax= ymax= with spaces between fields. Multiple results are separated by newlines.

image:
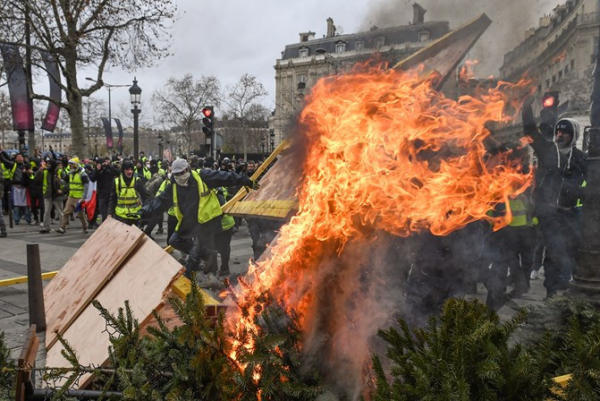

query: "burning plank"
xmin=227 ymin=14 xmax=493 ymax=220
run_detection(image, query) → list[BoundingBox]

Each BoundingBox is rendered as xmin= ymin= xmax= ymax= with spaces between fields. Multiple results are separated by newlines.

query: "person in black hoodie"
xmin=522 ymin=97 xmax=586 ymax=298
xmin=89 ymin=157 xmax=121 ymax=225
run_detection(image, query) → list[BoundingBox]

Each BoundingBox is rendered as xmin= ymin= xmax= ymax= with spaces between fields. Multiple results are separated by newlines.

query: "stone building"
xmin=500 ymin=0 xmax=600 ymax=117
xmin=272 ymin=4 xmax=450 ymax=145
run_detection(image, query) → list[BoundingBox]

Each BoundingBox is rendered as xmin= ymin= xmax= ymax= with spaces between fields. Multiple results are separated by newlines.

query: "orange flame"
xmin=227 ymin=64 xmax=532 ymax=371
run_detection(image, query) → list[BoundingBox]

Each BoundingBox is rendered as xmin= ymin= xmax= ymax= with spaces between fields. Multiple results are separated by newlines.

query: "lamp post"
xmin=261 ymin=134 xmax=265 ymax=155
xmin=94 ymin=137 xmax=98 ymax=157
xmin=269 ymin=129 xmax=275 ymax=153
xmin=85 ymin=77 xmax=128 ymax=154
xmin=158 ymin=134 xmax=163 ymax=159
xmin=129 ymin=77 xmax=142 ymax=160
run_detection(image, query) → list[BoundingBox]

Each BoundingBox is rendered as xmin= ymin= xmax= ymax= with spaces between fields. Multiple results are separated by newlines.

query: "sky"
xmin=84 ymin=0 xmax=559 ymax=126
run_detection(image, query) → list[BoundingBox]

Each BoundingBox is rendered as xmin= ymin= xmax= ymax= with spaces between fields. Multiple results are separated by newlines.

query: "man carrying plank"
xmin=140 ymin=158 xmax=259 ymax=278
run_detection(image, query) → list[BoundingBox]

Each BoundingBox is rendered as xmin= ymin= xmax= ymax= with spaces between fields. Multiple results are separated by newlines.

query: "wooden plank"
xmin=392 ymin=13 xmax=492 ymax=89
xmin=45 ymin=236 xmax=184 ymax=389
xmin=226 ymin=16 xmax=492 ymax=221
xmin=171 ymin=276 xmax=220 ymax=305
xmin=222 ymin=137 xmax=292 ymax=214
xmin=44 ymin=217 xmax=145 ymax=350
xmin=226 ymin=151 xmax=303 ymax=219
xmin=15 ymin=325 xmax=39 ymax=401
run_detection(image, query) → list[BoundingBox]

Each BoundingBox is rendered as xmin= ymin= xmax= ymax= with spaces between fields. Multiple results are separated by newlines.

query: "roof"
xmin=280 ymin=21 xmax=450 ymax=60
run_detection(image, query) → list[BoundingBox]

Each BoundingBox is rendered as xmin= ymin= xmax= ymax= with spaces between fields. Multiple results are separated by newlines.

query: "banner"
xmin=0 ymin=44 xmax=34 ymax=131
xmin=41 ymin=52 xmax=61 ymax=132
xmin=101 ymin=117 xmax=113 ymax=148
xmin=114 ymin=118 xmax=124 ymax=152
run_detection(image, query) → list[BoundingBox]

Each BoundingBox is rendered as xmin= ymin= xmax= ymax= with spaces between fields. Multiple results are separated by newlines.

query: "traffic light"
xmin=202 ymin=106 xmax=214 ymax=137
xmin=540 ymin=91 xmax=559 ymax=138
xmin=542 ymin=91 xmax=559 ymax=110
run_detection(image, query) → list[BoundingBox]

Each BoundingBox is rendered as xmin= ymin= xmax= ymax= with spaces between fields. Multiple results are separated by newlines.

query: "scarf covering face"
xmin=174 ymin=171 xmax=190 ymax=186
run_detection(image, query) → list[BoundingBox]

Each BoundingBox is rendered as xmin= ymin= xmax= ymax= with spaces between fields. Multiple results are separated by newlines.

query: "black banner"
xmin=114 ymin=118 xmax=124 ymax=151
xmin=41 ymin=52 xmax=61 ymax=132
xmin=0 ymin=44 xmax=34 ymax=131
xmin=101 ymin=117 xmax=113 ymax=148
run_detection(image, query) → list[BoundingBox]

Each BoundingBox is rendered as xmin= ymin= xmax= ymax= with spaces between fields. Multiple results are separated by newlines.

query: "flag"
xmin=81 ymin=181 xmax=97 ymax=221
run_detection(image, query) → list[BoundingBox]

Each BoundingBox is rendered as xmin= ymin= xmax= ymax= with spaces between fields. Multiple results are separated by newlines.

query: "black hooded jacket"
xmin=522 ymin=103 xmax=586 ymax=215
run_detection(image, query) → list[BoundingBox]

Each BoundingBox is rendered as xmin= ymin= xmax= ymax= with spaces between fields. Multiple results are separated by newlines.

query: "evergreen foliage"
xmin=0 ymin=332 xmax=15 ymax=400
xmin=372 ymin=298 xmax=555 ymax=401
xmin=83 ymin=278 xmax=323 ymax=400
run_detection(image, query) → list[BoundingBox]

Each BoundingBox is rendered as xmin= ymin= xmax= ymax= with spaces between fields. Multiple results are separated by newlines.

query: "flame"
xmin=227 ymin=64 xmax=532 ymax=378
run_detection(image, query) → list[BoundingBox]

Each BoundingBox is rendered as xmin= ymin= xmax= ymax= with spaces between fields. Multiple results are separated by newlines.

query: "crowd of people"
xmin=0 ymin=148 xmax=282 ymax=282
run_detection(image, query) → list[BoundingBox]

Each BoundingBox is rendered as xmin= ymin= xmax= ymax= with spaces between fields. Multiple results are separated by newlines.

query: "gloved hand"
xmin=246 ymin=180 xmax=260 ymax=191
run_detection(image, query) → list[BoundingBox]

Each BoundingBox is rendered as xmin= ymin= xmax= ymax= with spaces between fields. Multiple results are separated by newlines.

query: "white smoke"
xmin=361 ymin=0 xmax=559 ymax=78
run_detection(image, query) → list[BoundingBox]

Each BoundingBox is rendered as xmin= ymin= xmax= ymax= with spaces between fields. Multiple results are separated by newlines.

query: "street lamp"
xmin=85 ymin=77 xmax=128 ymax=154
xmin=269 ymin=129 xmax=275 ymax=153
xmin=129 ymin=77 xmax=142 ymax=160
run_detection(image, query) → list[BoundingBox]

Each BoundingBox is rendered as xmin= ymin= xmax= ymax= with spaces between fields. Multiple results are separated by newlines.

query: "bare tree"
xmin=0 ymin=91 xmax=11 ymax=148
xmin=0 ymin=0 xmax=177 ymax=157
xmin=152 ymin=74 xmax=220 ymax=154
xmin=223 ymin=74 xmax=268 ymax=159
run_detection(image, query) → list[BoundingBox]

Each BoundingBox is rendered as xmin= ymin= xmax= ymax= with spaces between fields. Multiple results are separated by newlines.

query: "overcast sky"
xmin=85 ymin=0 xmax=559 ymax=125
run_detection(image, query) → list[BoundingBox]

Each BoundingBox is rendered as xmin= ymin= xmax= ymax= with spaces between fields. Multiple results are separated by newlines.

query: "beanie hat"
xmin=171 ymin=158 xmax=189 ymax=174
xmin=121 ymin=160 xmax=135 ymax=170
xmin=555 ymin=119 xmax=575 ymax=137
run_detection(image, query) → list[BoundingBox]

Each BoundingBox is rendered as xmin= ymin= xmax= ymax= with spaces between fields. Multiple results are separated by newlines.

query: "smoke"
xmin=360 ymin=0 xmax=558 ymax=78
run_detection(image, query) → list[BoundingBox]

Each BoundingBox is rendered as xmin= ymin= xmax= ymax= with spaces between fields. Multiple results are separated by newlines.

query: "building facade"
xmin=500 ymin=0 xmax=600 ymax=117
xmin=272 ymin=4 xmax=450 ymax=145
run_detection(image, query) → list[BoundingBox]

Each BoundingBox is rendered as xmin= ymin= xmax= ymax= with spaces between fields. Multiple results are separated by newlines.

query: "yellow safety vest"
xmin=576 ymin=180 xmax=587 ymax=208
xmin=114 ymin=176 xmax=142 ymax=219
xmin=157 ymin=180 xmax=176 ymax=217
xmin=1 ymin=162 xmax=11 ymax=180
xmin=172 ymin=170 xmax=222 ymax=231
xmin=42 ymin=170 xmax=49 ymax=195
xmin=68 ymin=171 xmax=84 ymax=199
xmin=508 ymin=195 xmax=533 ymax=228
xmin=217 ymin=187 xmax=235 ymax=231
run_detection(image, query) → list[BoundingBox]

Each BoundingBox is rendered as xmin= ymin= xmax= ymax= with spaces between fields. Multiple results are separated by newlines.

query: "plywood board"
xmin=227 ymin=15 xmax=492 ymax=220
xmin=44 ymin=218 xmax=145 ymax=349
xmin=45 ymin=236 xmax=184 ymax=388
xmin=226 ymin=152 xmax=302 ymax=219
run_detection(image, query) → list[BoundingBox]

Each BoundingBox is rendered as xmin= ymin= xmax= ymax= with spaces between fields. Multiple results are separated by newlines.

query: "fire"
xmin=226 ymin=64 xmax=532 ymax=380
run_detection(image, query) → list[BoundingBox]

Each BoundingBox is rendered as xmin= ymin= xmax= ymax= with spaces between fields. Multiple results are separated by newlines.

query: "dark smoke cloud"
xmin=360 ymin=0 xmax=557 ymax=78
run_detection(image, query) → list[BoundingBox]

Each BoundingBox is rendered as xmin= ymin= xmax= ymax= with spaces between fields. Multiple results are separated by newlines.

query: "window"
xmin=299 ymin=48 xmax=309 ymax=58
xmin=298 ymin=74 xmax=306 ymax=83
xmin=546 ymin=79 xmax=550 ymax=88
xmin=571 ymin=59 xmax=575 ymax=69
xmin=552 ymin=75 xmax=556 ymax=83
xmin=336 ymin=42 xmax=346 ymax=54
xmin=558 ymin=70 xmax=563 ymax=79
xmin=355 ymin=41 xmax=364 ymax=51
xmin=375 ymin=36 xmax=385 ymax=48
xmin=419 ymin=30 xmax=431 ymax=42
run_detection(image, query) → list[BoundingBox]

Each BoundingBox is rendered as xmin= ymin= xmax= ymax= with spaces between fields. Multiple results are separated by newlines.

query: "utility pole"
xmin=24 ymin=3 xmax=35 ymax=155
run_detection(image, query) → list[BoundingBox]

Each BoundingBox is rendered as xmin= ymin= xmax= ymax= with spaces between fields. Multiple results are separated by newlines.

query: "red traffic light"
xmin=202 ymin=107 xmax=213 ymax=118
xmin=543 ymin=96 xmax=555 ymax=108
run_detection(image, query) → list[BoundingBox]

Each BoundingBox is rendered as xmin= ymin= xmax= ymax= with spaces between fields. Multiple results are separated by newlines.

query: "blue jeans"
xmin=13 ymin=205 xmax=31 ymax=224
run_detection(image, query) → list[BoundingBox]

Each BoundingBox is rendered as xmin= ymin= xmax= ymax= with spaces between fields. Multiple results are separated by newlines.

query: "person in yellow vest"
xmin=213 ymin=186 xmax=236 ymax=277
xmin=486 ymin=190 xmax=536 ymax=310
xmin=140 ymin=158 xmax=258 ymax=279
xmin=108 ymin=160 xmax=149 ymax=226
xmin=56 ymin=158 xmax=89 ymax=234
xmin=36 ymin=160 xmax=65 ymax=234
